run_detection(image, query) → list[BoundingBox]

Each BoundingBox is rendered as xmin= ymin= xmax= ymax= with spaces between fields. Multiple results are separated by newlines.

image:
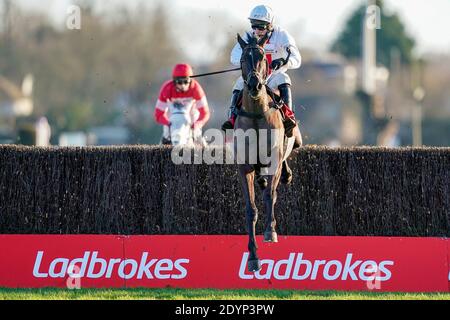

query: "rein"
xmin=190 ymin=68 xmax=241 ymax=78
xmin=241 ymin=45 xmax=268 ymax=87
xmin=238 ymin=42 xmax=279 ymax=120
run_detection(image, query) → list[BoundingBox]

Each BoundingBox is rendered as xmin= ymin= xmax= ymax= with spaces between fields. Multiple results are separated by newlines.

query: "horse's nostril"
xmin=257 ymin=83 xmax=263 ymax=91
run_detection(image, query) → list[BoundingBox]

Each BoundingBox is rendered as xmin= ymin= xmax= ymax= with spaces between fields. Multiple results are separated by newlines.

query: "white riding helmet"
xmin=248 ymin=5 xmax=274 ymax=24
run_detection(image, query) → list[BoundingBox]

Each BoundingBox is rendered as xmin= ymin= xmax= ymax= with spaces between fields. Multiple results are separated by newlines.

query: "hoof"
xmin=280 ymin=171 xmax=292 ymax=185
xmin=264 ymin=231 xmax=278 ymax=243
xmin=247 ymin=259 xmax=262 ymax=272
xmin=256 ymin=176 xmax=268 ymax=190
xmin=280 ymin=164 xmax=293 ymax=185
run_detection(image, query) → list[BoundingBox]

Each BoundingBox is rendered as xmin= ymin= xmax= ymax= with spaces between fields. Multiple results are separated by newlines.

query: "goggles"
xmin=251 ymin=24 xmax=269 ymax=31
xmin=174 ymin=78 xmax=190 ymax=85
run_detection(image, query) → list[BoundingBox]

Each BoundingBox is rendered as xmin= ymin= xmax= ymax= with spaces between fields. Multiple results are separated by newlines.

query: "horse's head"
xmin=237 ymin=33 xmax=269 ymax=99
xmin=169 ymin=101 xmax=194 ymax=146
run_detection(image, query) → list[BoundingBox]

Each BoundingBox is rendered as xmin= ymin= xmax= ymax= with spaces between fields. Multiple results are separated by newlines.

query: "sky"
xmin=13 ymin=0 xmax=450 ymax=57
xmin=169 ymin=0 xmax=450 ymax=55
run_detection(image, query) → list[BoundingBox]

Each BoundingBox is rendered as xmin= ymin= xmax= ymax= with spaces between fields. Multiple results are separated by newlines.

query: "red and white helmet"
xmin=248 ymin=5 xmax=274 ymax=24
xmin=172 ymin=64 xmax=193 ymax=78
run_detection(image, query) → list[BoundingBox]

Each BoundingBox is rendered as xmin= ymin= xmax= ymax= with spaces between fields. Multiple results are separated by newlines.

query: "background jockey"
xmin=154 ymin=63 xmax=210 ymax=144
xmin=222 ymin=5 xmax=302 ymax=145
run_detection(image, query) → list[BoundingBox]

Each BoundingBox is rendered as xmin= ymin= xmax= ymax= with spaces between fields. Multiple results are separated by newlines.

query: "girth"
xmin=237 ymin=85 xmax=283 ymax=119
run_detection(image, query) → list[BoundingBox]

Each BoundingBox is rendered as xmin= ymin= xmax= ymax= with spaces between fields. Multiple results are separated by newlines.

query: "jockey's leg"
xmin=221 ymin=90 xmax=241 ymax=131
xmin=222 ymin=77 xmax=244 ymax=131
xmin=266 ymin=73 xmax=298 ymax=140
xmin=278 ymin=84 xmax=296 ymax=137
xmin=279 ymin=84 xmax=302 ymax=148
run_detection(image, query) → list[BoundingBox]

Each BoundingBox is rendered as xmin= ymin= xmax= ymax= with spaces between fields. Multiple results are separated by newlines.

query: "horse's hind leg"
xmin=263 ymin=174 xmax=280 ymax=243
xmin=239 ymin=167 xmax=261 ymax=272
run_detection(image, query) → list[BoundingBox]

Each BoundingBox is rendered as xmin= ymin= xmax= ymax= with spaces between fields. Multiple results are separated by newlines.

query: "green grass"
xmin=0 ymin=288 xmax=449 ymax=300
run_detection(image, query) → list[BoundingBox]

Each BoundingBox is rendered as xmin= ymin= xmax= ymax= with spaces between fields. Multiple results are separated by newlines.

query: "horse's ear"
xmin=258 ymin=33 xmax=269 ymax=47
xmin=237 ymin=33 xmax=247 ymax=49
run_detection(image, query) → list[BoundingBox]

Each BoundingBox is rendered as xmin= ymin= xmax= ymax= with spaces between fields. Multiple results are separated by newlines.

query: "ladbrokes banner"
xmin=0 ymin=235 xmax=448 ymax=292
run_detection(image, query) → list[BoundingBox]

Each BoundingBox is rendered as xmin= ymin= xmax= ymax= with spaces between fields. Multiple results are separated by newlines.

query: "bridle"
xmin=237 ymin=42 xmax=279 ymax=120
xmin=240 ymin=45 xmax=269 ymax=91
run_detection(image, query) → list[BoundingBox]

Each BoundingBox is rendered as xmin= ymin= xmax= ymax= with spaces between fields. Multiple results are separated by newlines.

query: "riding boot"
xmin=221 ymin=90 xmax=241 ymax=131
xmin=278 ymin=84 xmax=297 ymax=138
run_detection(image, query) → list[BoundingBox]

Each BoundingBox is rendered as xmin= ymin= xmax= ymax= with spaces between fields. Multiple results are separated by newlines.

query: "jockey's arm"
xmin=230 ymin=42 xmax=243 ymax=66
xmin=192 ymin=97 xmax=210 ymax=128
xmin=154 ymin=99 xmax=170 ymax=126
xmin=278 ymin=31 xmax=301 ymax=72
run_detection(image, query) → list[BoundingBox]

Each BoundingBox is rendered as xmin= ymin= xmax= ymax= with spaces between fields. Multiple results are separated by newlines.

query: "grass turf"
xmin=0 ymin=288 xmax=449 ymax=300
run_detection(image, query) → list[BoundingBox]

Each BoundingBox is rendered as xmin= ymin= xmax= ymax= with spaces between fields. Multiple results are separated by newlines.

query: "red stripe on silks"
xmin=281 ymin=104 xmax=295 ymax=119
xmin=154 ymin=109 xmax=170 ymax=126
xmin=267 ymin=53 xmax=273 ymax=76
xmin=266 ymin=39 xmax=273 ymax=76
xmin=194 ymin=107 xmax=210 ymax=128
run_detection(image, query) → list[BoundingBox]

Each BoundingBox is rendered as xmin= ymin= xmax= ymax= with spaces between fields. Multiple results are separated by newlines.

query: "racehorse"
xmin=234 ymin=33 xmax=295 ymax=272
xmin=162 ymin=101 xmax=206 ymax=146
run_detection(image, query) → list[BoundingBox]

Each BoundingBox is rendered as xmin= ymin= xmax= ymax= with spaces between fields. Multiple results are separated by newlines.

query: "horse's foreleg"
xmin=240 ymin=168 xmax=261 ymax=272
xmin=263 ymin=167 xmax=281 ymax=243
xmin=280 ymin=160 xmax=293 ymax=185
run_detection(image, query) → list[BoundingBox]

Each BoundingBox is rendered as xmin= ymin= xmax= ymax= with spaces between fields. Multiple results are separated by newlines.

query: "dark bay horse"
xmin=233 ymin=33 xmax=295 ymax=272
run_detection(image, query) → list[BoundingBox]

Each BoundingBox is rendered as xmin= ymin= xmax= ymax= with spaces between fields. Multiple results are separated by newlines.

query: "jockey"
xmin=154 ymin=63 xmax=210 ymax=144
xmin=222 ymin=5 xmax=302 ymax=142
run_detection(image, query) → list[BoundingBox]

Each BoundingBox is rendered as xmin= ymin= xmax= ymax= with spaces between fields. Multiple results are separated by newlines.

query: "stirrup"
xmin=221 ymin=120 xmax=234 ymax=131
